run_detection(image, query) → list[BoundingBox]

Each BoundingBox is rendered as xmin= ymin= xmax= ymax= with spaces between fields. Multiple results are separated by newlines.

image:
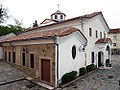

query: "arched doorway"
xmin=98 ymin=51 xmax=104 ymax=67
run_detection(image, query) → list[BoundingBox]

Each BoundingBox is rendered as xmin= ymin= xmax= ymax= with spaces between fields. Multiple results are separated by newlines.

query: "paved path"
xmin=62 ymin=55 xmax=120 ymax=90
xmin=0 ymin=61 xmax=45 ymax=90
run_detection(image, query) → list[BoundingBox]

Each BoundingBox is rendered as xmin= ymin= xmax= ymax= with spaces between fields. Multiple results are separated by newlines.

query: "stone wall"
xmin=3 ymin=44 xmax=56 ymax=86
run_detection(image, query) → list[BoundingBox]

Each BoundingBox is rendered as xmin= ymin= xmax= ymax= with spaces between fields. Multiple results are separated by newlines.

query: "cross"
xmin=57 ymin=4 xmax=59 ymax=10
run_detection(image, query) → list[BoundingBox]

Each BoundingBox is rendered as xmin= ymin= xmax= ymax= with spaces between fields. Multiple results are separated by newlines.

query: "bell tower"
xmin=51 ymin=4 xmax=66 ymax=22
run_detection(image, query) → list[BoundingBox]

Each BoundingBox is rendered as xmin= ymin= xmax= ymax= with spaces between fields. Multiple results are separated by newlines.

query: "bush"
xmin=79 ymin=67 xmax=86 ymax=76
xmin=61 ymin=71 xmax=77 ymax=84
xmin=86 ymin=64 xmax=94 ymax=72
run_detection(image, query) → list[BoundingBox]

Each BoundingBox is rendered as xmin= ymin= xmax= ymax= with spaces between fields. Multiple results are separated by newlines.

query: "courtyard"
xmin=0 ymin=55 xmax=120 ymax=90
xmin=62 ymin=55 xmax=120 ymax=90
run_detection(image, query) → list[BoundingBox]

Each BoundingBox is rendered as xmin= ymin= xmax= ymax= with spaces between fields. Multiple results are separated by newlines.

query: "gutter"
xmin=53 ymin=36 xmax=59 ymax=87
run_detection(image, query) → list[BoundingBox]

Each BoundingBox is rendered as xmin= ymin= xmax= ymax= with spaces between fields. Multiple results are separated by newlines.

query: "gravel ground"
xmin=62 ymin=55 xmax=120 ymax=90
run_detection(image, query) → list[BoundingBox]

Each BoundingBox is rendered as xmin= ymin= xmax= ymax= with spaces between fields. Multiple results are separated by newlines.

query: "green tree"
xmin=0 ymin=25 xmax=25 ymax=36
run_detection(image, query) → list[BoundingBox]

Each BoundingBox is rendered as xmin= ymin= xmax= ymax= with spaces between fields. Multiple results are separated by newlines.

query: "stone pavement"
xmin=0 ymin=61 xmax=46 ymax=90
xmin=62 ymin=55 xmax=120 ymax=90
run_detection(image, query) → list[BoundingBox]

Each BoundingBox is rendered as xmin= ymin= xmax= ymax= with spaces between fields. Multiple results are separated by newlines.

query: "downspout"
xmin=53 ymin=36 xmax=59 ymax=87
xmin=80 ymin=17 xmax=87 ymax=67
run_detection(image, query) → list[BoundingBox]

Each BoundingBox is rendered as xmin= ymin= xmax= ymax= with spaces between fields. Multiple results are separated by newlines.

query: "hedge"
xmin=79 ymin=67 xmax=86 ymax=76
xmin=61 ymin=71 xmax=77 ymax=84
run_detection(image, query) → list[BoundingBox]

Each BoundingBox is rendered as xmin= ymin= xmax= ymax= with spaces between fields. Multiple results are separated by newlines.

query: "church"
xmin=0 ymin=8 xmax=112 ymax=87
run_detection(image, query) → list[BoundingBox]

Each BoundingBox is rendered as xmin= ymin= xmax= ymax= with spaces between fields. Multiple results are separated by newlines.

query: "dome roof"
xmin=51 ymin=10 xmax=66 ymax=16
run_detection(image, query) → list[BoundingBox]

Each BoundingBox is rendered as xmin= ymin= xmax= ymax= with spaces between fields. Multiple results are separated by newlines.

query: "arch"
xmin=98 ymin=51 xmax=104 ymax=67
xmin=60 ymin=15 xmax=63 ymax=19
xmin=55 ymin=15 xmax=57 ymax=19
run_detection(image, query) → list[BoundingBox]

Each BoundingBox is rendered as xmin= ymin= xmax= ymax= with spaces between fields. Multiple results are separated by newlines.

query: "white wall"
xmin=82 ymin=15 xmax=109 ymax=66
xmin=58 ymin=32 xmax=85 ymax=79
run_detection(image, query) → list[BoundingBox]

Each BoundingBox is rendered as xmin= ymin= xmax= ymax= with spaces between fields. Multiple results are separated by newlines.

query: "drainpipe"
xmin=53 ymin=36 xmax=59 ymax=87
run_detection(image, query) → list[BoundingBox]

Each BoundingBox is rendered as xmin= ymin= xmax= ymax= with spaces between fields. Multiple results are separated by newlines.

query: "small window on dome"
xmin=60 ymin=15 xmax=63 ymax=19
xmin=72 ymin=45 xmax=76 ymax=59
xmin=55 ymin=15 xmax=57 ymax=19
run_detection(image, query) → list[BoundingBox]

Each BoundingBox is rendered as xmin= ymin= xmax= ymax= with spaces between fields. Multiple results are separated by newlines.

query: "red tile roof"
xmin=95 ymin=38 xmax=111 ymax=44
xmin=1 ymin=26 xmax=81 ymax=43
xmin=19 ymin=12 xmax=102 ymax=34
xmin=108 ymin=28 xmax=120 ymax=33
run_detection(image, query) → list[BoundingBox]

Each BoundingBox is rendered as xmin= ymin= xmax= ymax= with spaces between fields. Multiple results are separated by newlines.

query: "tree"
xmin=0 ymin=5 xmax=9 ymax=23
xmin=0 ymin=25 xmax=25 ymax=36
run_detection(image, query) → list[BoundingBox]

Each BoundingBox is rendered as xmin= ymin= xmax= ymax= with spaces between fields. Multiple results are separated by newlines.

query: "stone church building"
xmin=0 ymin=9 xmax=111 ymax=87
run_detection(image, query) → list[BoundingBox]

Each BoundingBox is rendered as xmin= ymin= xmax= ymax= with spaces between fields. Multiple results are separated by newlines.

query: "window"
xmin=91 ymin=52 xmax=94 ymax=63
xmin=104 ymin=32 xmax=106 ymax=38
xmin=100 ymin=32 xmax=102 ymax=39
xmin=89 ymin=28 xmax=92 ymax=36
xmin=8 ymin=52 xmax=11 ymax=62
xmin=55 ymin=15 xmax=57 ymax=19
xmin=72 ymin=46 xmax=76 ymax=59
xmin=60 ymin=15 xmax=63 ymax=19
xmin=113 ymin=35 xmax=116 ymax=40
xmin=4 ymin=52 xmax=7 ymax=62
xmin=22 ymin=53 xmax=25 ymax=66
xmin=13 ymin=52 xmax=16 ymax=63
xmin=113 ymin=43 xmax=116 ymax=47
xmin=96 ymin=30 xmax=98 ymax=38
xmin=30 ymin=54 xmax=34 ymax=68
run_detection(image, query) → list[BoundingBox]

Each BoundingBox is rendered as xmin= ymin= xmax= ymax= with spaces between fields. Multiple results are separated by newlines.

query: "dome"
xmin=51 ymin=10 xmax=66 ymax=22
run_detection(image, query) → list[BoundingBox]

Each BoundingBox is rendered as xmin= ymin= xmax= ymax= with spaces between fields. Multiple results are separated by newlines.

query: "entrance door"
xmin=98 ymin=52 xmax=101 ymax=67
xmin=41 ymin=59 xmax=50 ymax=83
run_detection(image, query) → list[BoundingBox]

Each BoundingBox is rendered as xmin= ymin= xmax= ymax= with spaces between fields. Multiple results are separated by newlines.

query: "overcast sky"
xmin=1 ymin=0 xmax=120 ymax=28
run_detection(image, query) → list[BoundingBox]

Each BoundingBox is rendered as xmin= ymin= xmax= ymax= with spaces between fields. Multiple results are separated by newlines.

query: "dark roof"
xmin=1 ymin=26 xmax=84 ymax=43
xmin=95 ymin=38 xmax=111 ymax=44
xmin=51 ymin=10 xmax=66 ymax=16
xmin=108 ymin=28 xmax=120 ymax=33
xmin=19 ymin=12 xmax=102 ymax=34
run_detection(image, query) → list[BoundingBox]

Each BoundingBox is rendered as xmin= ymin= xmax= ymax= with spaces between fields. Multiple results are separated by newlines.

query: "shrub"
xmin=79 ymin=67 xmax=86 ymax=76
xmin=86 ymin=64 xmax=94 ymax=72
xmin=61 ymin=71 xmax=77 ymax=84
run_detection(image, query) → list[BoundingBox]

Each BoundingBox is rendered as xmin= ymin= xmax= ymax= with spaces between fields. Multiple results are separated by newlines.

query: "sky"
xmin=1 ymin=0 xmax=120 ymax=28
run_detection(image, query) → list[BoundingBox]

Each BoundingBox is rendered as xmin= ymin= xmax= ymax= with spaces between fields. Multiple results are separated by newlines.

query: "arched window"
xmin=55 ymin=15 xmax=57 ymax=19
xmin=72 ymin=45 xmax=76 ymax=59
xmin=60 ymin=15 xmax=63 ymax=19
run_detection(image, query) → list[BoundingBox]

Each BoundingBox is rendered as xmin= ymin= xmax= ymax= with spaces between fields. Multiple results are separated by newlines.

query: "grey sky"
xmin=1 ymin=0 xmax=120 ymax=28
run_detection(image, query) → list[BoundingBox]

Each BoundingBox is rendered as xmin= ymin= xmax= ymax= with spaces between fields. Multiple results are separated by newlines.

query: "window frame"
xmin=113 ymin=43 xmax=116 ymax=47
xmin=55 ymin=15 xmax=57 ymax=19
xmin=91 ymin=52 xmax=94 ymax=64
xmin=72 ymin=45 xmax=76 ymax=59
xmin=89 ymin=28 xmax=92 ymax=36
xmin=29 ymin=53 xmax=35 ymax=69
xmin=13 ymin=52 xmax=16 ymax=63
xmin=60 ymin=15 xmax=63 ymax=19
xmin=96 ymin=30 xmax=98 ymax=38
xmin=8 ymin=52 xmax=11 ymax=62
xmin=113 ymin=35 xmax=116 ymax=40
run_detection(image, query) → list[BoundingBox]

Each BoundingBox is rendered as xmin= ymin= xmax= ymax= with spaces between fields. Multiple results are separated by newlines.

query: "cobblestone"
xmin=62 ymin=55 xmax=120 ymax=90
xmin=0 ymin=61 xmax=46 ymax=90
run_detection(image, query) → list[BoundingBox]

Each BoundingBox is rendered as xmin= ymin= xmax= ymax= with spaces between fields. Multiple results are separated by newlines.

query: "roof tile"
xmin=95 ymin=38 xmax=111 ymax=44
xmin=2 ymin=26 xmax=79 ymax=43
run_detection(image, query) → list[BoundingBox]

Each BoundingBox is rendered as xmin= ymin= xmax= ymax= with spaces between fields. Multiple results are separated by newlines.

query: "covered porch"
xmin=95 ymin=38 xmax=112 ymax=69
